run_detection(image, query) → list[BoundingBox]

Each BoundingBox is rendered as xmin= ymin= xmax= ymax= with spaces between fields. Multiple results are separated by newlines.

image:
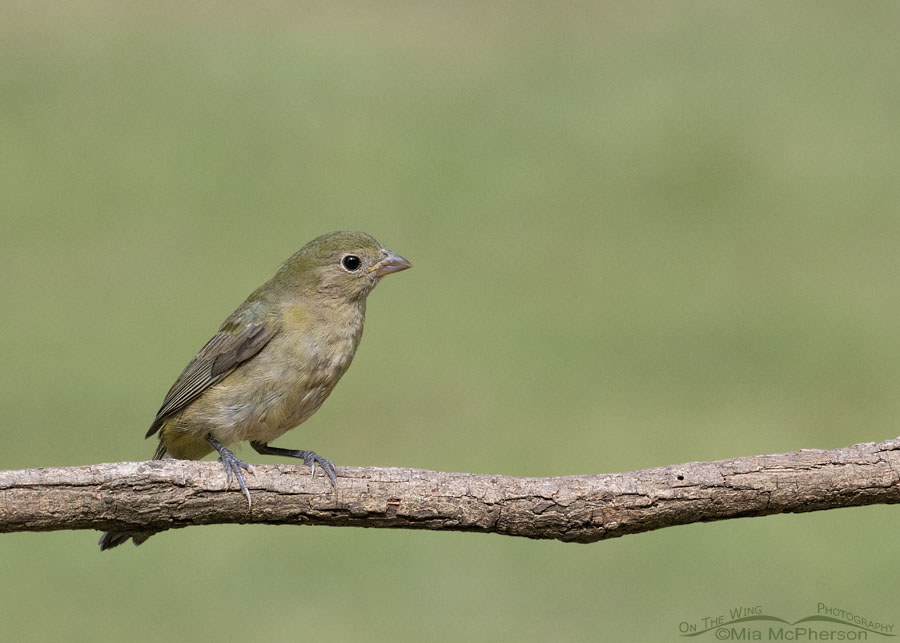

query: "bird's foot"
xmin=297 ymin=450 xmax=337 ymax=485
xmin=250 ymin=441 xmax=337 ymax=486
xmin=207 ymin=436 xmax=255 ymax=507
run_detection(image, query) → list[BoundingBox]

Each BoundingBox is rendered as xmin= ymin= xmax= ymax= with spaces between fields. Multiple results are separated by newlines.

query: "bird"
xmin=99 ymin=231 xmax=411 ymax=550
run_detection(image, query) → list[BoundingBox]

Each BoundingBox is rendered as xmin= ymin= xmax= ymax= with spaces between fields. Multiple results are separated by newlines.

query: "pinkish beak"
xmin=371 ymin=250 xmax=412 ymax=278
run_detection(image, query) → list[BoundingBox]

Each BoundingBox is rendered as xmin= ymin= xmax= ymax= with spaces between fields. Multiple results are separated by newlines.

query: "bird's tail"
xmin=98 ymin=531 xmax=138 ymax=550
xmin=98 ymin=445 xmax=168 ymax=551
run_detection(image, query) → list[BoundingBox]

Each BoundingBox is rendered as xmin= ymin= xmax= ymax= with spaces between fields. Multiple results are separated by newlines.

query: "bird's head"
xmin=275 ymin=231 xmax=411 ymax=303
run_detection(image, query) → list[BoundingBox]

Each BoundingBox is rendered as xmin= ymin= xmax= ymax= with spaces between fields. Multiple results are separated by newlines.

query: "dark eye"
xmin=341 ymin=255 xmax=361 ymax=271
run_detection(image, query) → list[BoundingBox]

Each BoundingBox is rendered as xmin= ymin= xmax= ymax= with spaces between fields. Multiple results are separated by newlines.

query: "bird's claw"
xmin=299 ymin=450 xmax=337 ymax=486
xmin=208 ymin=436 xmax=255 ymax=507
xmin=218 ymin=451 xmax=255 ymax=507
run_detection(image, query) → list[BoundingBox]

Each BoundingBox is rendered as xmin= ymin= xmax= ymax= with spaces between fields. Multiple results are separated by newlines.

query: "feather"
xmin=145 ymin=301 xmax=279 ymax=437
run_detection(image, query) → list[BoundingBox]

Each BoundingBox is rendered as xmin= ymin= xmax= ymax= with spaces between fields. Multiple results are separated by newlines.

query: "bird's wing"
xmin=145 ymin=300 xmax=280 ymax=437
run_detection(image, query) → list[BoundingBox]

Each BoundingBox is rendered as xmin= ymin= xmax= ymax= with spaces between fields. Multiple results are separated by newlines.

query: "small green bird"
xmin=99 ymin=231 xmax=411 ymax=550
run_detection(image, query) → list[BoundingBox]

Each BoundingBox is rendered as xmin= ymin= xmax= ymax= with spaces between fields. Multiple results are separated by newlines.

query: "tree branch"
xmin=2 ymin=439 xmax=899 ymax=544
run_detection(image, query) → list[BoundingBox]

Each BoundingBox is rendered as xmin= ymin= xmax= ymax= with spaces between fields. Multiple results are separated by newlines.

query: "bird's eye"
xmin=341 ymin=255 xmax=362 ymax=272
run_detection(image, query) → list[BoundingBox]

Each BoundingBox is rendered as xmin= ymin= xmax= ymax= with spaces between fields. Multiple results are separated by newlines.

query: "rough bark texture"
xmin=2 ymin=439 xmax=899 ymax=544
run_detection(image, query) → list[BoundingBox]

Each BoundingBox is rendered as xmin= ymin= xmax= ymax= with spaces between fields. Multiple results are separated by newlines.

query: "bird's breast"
xmin=218 ymin=301 xmax=366 ymax=444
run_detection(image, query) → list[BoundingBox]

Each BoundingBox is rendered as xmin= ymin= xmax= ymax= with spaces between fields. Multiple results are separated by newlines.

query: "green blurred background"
xmin=3 ymin=1 xmax=900 ymax=640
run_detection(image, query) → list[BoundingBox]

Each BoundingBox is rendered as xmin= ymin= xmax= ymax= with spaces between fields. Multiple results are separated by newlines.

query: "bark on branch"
xmin=2 ymin=439 xmax=899 ymax=544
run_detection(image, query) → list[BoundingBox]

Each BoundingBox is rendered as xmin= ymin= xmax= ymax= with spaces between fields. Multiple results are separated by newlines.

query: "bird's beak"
xmin=369 ymin=249 xmax=412 ymax=278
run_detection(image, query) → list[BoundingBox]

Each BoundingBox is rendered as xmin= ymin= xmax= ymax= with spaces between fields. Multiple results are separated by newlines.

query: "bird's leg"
xmin=250 ymin=441 xmax=337 ymax=486
xmin=207 ymin=435 xmax=255 ymax=507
